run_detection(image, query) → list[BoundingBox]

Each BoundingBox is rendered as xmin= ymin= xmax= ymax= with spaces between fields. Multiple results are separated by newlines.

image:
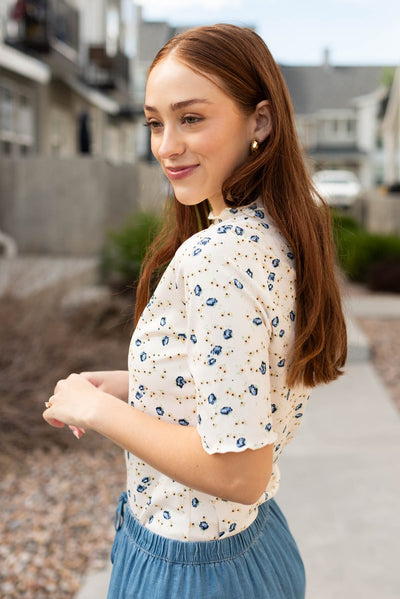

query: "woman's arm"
xmin=43 ymin=373 xmax=273 ymax=505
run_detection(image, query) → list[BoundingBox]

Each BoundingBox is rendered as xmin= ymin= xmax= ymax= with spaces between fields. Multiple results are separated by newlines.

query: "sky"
xmin=136 ymin=0 xmax=400 ymax=66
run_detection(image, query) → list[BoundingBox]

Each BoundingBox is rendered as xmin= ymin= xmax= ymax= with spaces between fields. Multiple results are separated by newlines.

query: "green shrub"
xmin=331 ymin=209 xmax=400 ymax=285
xmin=101 ymin=211 xmax=161 ymax=290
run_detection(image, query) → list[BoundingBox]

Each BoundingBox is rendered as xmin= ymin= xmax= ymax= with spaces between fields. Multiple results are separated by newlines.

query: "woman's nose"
xmin=157 ymin=127 xmax=185 ymax=159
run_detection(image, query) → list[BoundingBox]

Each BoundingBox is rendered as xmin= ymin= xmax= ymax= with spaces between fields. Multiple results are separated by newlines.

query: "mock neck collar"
xmin=208 ymin=200 xmax=264 ymax=223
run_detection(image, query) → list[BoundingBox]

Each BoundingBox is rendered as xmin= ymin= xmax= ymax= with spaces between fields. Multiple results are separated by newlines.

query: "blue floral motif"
xmin=194 ymin=285 xmax=202 ymax=296
xmin=235 ymin=226 xmax=244 ymax=235
xmin=140 ymin=352 xmax=147 ymax=361
xmin=287 ymin=251 xmax=295 ymax=259
xmin=229 ymin=523 xmax=237 ymax=532
xmin=199 ymin=521 xmax=209 ymax=530
xmin=178 ymin=419 xmax=189 ymax=426
xmin=217 ymin=224 xmax=233 ymax=234
xmin=249 ymin=385 xmax=258 ymax=396
xmin=253 ymin=317 xmax=263 ymax=326
xmin=279 ymin=329 xmax=285 ymax=337
xmin=223 ymin=329 xmax=232 ymax=339
xmin=233 ymin=278 xmax=243 ymax=289
xmin=236 ymin=437 xmax=246 ymax=448
xmin=295 ymin=413 xmax=303 ymax=418
xmin=220 ymin=406 xmax=233 ymax=415
xmin=246 ymin=268 xmax=253 ymax=278
xmin=208 ymin=357 xmax=216 ymax=366
xmin=260 ymin=361 xmax=267 ymax=374
xmin=272 ymin=258 xmax=280 ymax=267
xmin=190 ymin=334 xmax=197 ymax=344
xmin=135 ymin=390 xmax=143 ymax=400
xmin=290 ymin=310 xmax=295 ymax=321
xmin=163 ymin=511 xmax=171 ymax=520
xmin=178 ymin=333 xmax=187 ymax=340
xmin=162 ymin=336 xmax=169 ymax=346
xmin=137 ymin=484 xmax=146 ymax=493
xmin=271 ymin=404 xmax=277 ymax=413
xmin=160 ymin=317 xmax=166 ymax=326
xmin=262 ymin=222 xmax=269 ymax=229
xmin=277 ymin=359 xmax=285 ymax=367
xmin=268 ymin=284 xmax=274 ymax=291
xmin=211 ymin=345 xmax=222 ymax=355
xmin=208 ymin=393 xmax=217 ymax=404
xmin=156 ymin=406 xmax=164 ymax=416
xmin=271 ymin=316 xmax=279 ymax=327
xmin=265 ymin=422 xmax=272 ymax=431
xmin=250 ymin=235 xmax=259 ymax=242
xmin=176 ymin=376 xmax=187 ymax=388
xmin=198 ymin=414 xmax=201 ymax=424
xmin=192 ymin=497 xmax=199 ymax=507
xmin=193 ymin=248 xmax=202 ymax=256
xmin=255 ymin=209 xmax=265 ymax=219
xmin=200 ymin=237 xmax=211 ymax=245
xmin=268 ymin=272 xmax=275 ymax=281
xmin=206 ymin=298 xmax=218 ymax=306
xmin=135 ymin=339 xmax=142 ymax=346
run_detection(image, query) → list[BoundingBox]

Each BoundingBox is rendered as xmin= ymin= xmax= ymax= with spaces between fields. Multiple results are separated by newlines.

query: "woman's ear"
xmin=253 ymin=100 xmax=272 ymax=144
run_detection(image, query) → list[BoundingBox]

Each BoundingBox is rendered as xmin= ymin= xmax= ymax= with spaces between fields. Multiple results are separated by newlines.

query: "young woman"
xmin=43 ymin=24 xmax=347 ymax=599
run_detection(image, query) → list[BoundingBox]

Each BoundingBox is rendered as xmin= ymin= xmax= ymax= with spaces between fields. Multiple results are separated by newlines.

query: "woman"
xmin=43 ymin=24 xmax=347 ymax=598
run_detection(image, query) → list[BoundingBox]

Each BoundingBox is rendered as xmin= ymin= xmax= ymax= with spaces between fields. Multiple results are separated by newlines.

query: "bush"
xmin=331 ymin=209 xmax=400 ymax=289
xmin=101 ymin=211 xmax=161 ymax=290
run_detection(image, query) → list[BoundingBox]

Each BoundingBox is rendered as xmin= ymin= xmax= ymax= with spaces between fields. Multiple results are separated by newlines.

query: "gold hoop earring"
xmin=251 ymin=139 xmax=259 ymax=154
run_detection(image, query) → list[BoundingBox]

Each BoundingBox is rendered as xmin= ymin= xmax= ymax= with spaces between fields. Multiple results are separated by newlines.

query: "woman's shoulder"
xmin=175 ymin=201 xmax=293 ymax=269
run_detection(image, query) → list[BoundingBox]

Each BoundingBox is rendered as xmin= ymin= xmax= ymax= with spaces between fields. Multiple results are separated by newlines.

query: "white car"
xmin=312 ymin=170 xmax=362 ymax=208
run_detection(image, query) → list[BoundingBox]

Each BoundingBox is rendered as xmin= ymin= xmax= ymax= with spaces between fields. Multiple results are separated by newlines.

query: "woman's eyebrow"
xmin=144 ymin=99 xmax=212 ymax=113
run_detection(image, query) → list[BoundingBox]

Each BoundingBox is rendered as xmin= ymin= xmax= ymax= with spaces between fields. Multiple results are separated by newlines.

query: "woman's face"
xmin=144 ymin=57 xmax=256 ymax=215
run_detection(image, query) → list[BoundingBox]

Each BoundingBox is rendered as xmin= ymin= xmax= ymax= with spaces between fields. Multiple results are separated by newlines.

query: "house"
xmin=382 ymin=66 xmax=400 ymax=186
xmin=0 ymin=0 xmax=134 ymax=162
xmin=280 ymin=51 xmax=390 ymax=189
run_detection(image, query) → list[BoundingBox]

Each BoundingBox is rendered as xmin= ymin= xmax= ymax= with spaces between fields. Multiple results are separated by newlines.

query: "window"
xmin=17 ymin=95 xmax=34 ymax=145
xmin=0 ymin=86 xmax=14 ymax=136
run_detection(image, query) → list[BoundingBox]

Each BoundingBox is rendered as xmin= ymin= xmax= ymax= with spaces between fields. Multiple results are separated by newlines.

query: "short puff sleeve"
xmin=178 ymin=231 xmax=278 ymax=455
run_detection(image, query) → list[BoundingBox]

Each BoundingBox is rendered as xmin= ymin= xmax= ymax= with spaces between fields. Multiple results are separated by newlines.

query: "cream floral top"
xmin=126 ymin=200 xmax=311 ymax=542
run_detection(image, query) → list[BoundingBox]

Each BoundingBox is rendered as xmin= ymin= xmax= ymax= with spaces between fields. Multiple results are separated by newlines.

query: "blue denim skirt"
xmin=107 ymin=492 xmax=305 ymax=599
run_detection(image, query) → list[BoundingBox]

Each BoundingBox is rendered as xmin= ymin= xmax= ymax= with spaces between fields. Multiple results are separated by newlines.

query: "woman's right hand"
xmin=79 ymin=370 xmax=129 ymax=403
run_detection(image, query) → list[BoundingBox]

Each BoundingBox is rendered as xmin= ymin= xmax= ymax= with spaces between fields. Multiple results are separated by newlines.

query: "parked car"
xmin=312 ymin=170 xmax=362 ymax=209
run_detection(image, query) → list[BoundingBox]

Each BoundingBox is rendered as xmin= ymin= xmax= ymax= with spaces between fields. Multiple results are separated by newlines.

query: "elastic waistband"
xmin=115 ymin=492 xmax=272 ymax=565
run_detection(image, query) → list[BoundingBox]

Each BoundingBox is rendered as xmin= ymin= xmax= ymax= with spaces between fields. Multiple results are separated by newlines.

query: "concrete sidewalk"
xmin=75 ymin=303 xmax=400 ymax=599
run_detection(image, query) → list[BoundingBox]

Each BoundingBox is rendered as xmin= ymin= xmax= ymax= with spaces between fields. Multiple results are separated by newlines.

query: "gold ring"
xmin=45 ymin=396 xmax=55 ymax=408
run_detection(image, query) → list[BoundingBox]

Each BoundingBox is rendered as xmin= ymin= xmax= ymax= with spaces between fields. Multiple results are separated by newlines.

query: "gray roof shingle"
xmin=279 ymin=65 xmax=387 ymax=114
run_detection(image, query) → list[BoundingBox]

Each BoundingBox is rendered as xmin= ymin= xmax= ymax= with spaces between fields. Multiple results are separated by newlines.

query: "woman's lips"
xmin=165 ymin=165 xmax=199 ymax=180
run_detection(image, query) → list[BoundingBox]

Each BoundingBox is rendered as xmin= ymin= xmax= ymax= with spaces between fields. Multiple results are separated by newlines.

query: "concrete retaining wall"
xmin=353 ymin=191 xmax=400 ymax=236
xmin=0 ymin=157 xmax=165 ymax=255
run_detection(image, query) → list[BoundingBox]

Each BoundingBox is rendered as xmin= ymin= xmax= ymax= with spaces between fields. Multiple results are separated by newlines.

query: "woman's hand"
xmin=43 ymin=373 xmax=104 ymax=433
xmin=80 ymin=370 xmax=129 ymax=402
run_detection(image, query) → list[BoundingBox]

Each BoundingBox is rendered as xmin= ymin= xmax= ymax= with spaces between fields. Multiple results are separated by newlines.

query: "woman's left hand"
xmin=43 ymin=373 xmax=102 ymax=434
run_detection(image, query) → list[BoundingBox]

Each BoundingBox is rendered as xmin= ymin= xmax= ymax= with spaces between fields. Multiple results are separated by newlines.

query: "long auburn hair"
xmin=135 ymin=24 xmax=347 ymax=388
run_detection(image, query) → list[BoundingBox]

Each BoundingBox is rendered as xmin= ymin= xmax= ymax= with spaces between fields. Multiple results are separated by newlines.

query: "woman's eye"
xmin=182 ymin=115 xmax=202 ymax=125
xmin=144 ymin=120 xmax=163 ymax=130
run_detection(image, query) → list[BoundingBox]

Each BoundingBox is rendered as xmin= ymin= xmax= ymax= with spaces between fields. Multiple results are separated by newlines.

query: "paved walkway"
xmin=76 ymin=295 xmax=400 ymax=599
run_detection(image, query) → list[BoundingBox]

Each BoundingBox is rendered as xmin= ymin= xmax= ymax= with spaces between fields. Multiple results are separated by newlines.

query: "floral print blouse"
xmin=126 ymin=200 xmax=311 ymax=541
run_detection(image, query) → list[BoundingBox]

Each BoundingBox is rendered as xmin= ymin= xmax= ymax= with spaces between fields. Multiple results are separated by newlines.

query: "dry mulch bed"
xmin=0 ymin=291 xmax=133 ymax=598
xmin=0 ymin=286 xmax=399 ymax=598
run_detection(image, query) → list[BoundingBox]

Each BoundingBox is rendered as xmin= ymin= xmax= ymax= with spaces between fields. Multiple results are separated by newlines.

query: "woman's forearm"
xmin=89 ymin=392 xmax=273 ymax=505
